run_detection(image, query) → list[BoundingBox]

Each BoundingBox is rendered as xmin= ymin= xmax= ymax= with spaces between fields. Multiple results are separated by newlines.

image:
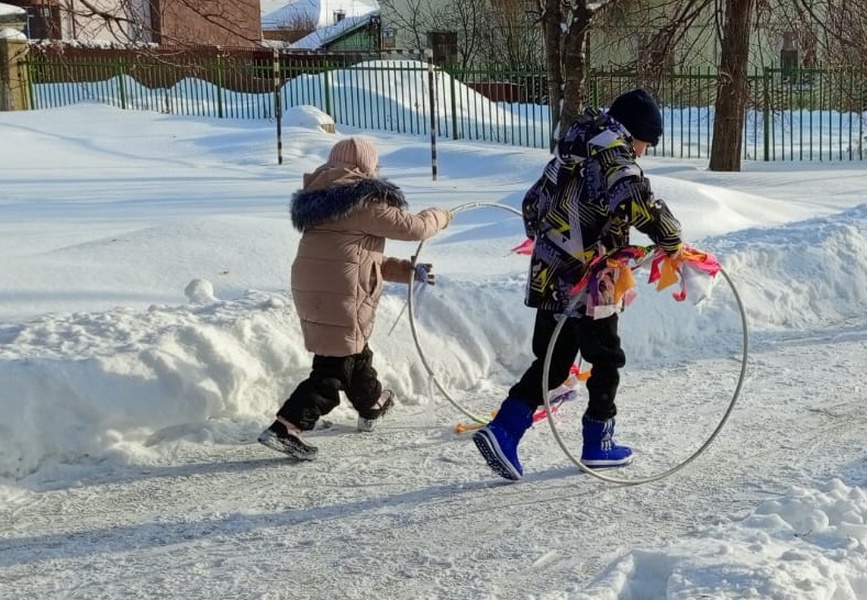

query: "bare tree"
xmin=480 ymin=0 xmax=544 ymax=71
xmin=821 ymin=1 xmax=867 ymax=64
xmin=264 ymin=13 xmax=318 ymax=45
xmin=634 ymin=1 xmax=713 ymax=82
xmin=539 ymin=0 xmax=627 ymax=142
xmin=593 ymin=0 xmax=764 ymax=170
xmin=709 ymin=0 xmax=754 ymax=171
xmin=436 ymin=0 xmax=489 ymax=70
xmin=379 ymin=0 xmax=441 ymax=57
xmin=380 ymin=0 xmax=544 ymax=70
xmin=755 ymin=0 xmax=867 ymax=67
xmin=594 ymin=0 xmax=715 ymax=73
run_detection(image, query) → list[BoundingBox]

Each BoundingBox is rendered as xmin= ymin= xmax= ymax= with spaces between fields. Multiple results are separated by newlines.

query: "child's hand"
xmin=414 ymin=263 xmax=436 ymax=285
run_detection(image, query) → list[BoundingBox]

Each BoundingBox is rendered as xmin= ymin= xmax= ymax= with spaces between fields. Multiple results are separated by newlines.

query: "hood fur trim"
xmin=290 ymin=178 xmax=407 ymax=231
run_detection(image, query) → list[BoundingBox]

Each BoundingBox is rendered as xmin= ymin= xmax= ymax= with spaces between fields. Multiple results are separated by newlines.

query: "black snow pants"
xmin=277 ymin=344 xmax=382 ymax=430
xmin=508 ymin=309 xmax=626 ymax=421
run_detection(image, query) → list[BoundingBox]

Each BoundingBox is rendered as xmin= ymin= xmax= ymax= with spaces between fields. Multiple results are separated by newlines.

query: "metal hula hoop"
xmin=541 ymin=260 xmax=749 ymax=486
xmin=407 ymin=201 xmax=524 ymax=425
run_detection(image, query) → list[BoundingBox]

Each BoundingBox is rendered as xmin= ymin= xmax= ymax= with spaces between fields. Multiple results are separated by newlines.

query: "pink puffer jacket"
xmin=290 ymin=165 xmax=450 ymax=356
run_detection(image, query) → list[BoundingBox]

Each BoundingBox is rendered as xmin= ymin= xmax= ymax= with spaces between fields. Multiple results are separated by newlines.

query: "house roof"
xmin=262 ymin=0 xmax=379 ymax=31
xmin=0 ymin=27 xmax=25 ymax=39
xmin=290 ymin=12 xmax=376 ymax=49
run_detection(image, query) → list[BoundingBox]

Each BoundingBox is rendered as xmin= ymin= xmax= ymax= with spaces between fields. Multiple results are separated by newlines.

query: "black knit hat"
xmin=607 ymin=88 xmax=663 ymax=146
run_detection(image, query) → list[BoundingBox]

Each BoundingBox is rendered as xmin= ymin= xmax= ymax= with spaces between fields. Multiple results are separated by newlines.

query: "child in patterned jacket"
xmin=473 ymin=88 xmax=684 ymax=481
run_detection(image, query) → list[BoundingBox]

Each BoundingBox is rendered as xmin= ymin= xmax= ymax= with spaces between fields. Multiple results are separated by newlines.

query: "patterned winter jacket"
xmin=522 ymin=108 xmax=683 ymax=312
xmin=290 ymin=166 xmax=450 ymax=357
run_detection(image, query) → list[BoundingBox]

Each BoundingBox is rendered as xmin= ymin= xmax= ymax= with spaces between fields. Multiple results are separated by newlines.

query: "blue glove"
xmin=414 ymin=262 xmax=435 ymax=285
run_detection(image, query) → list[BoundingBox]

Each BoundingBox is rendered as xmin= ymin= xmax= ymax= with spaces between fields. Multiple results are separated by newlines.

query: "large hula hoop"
xmin=408 ymin=203 xmax=748 ymax=487
xmin=541 ymin=258 xmax=749 ymax=486
xmin=407 ymin=201 xmax=523 ymax=425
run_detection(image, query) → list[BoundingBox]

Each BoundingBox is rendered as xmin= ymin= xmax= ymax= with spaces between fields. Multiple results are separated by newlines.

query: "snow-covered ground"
xmin=1 ymin=103 xmax=866 ymax=599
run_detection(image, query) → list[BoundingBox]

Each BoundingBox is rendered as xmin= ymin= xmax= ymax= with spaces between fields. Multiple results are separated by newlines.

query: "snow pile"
xmin=0 ymin=291 xmax=304 ymax=478
xmin=1 ymin=105 xmax=867 ymax=599
xmin=578 ymin=480 xmax=867 ymax=600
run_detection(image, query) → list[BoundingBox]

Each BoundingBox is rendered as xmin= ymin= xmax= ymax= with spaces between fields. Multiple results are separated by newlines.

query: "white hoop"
xmin=406 ymin=205 xmax=749 ymax=487
xmin=407 ymin=201 xmax=523 ymax=424
xmin=541 ymin=261 xmax=749 ymax=486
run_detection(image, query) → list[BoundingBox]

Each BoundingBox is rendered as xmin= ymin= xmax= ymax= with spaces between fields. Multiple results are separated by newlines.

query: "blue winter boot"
xmin=581 ymin=416 xmax=633 ymax=468
xmin=472 ymin=398 xmax=534 ymax=481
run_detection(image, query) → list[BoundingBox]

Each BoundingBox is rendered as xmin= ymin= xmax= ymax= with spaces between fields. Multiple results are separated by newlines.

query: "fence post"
xmin=762 ymin=66 xmax=771 ymax=162
xmin=115 ymin=58 xmax=127 ymax=110
xmin=273 ymin=48 xmax=283 ymax=165
xmin=0 ymin=32 xmax=29 ymax=111
xmin=215 ymin=54 xmax=224 ymax=119
xmin=449 ymin=69 xmax=458 ymax=140
xmin=425 ymin=49 xmax=438 ymax=181
xmin=589 ymin=71 xmax=599 ymax=109
xmin=323 ymin=64 xmax=333 ymax=118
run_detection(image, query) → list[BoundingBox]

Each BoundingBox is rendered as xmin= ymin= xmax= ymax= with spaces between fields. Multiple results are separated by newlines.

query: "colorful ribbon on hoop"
xmin=567 ymin=245 xmax=652 ymax=298
xmin=510 ymin=238 xmax=535 ymax=255
xmin=509 ymin=239 xmax=721 ymax=305
xmin=453 ymin=364 xmax=589 ymax=434
xmin=648 ymin=245 xmax=721 ymax=302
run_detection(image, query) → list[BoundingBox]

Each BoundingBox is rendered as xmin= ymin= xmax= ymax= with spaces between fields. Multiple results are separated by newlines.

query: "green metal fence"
xmin=22 ymin=52 xmax=867 ymax=161
xmin=753 ymin=66 xmax=867 ymax=161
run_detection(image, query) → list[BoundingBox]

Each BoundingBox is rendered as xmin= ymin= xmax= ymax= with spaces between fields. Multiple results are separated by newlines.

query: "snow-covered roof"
xmin=290 ymin=13 xmax=375 ymax=49
xmin=0 ymin=27 xmax=25 ymax=40
xmin=0 ymin=2 xmax=26 ymax=18
xmin=262 ymin=0 xmax=379 ymax=31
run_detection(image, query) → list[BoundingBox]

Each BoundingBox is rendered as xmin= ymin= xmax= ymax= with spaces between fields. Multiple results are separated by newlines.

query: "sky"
xmin=1 ymin=94 xmax=867 ymax=598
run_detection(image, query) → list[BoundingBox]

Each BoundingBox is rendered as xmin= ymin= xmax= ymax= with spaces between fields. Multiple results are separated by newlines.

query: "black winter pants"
xmin=508 ymin=310 xmax=626 ymax=421
xmin=277 ymin=344 xmax=383 ymax=431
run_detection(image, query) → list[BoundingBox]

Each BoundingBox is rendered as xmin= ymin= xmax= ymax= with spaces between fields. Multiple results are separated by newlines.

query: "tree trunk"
xmin=559 ymin=4 xmax=593 ymax=131
xmin=709 ymin=0 xmax=754 ymax=171
xmin=541 ymin=0 xmax=594 ymax=149
xmin=541 ymin=0 xmax=564 ymax=149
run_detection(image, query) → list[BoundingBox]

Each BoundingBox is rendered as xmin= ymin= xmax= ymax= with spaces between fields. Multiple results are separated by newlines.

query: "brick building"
xmin=3 ymin=0 xmax=261 ymax=47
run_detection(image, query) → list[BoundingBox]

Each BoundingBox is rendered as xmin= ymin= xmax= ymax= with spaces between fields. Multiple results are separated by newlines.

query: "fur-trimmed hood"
xmin=290 ymin=175 xmax=408 ymax=232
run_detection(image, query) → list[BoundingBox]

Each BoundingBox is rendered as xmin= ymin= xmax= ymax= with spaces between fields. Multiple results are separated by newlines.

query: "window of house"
xmin=780 ymin=31 xmax=799 ymax=79
xmin=24 ymin=5 xmax=60 ymax=40
xmin=334 ymin=10 xmax=346 ymax=23
xmin=382 ymin=26 xmax=397 ymax=49
xmin=426 ymin=30 xmax=458 ymax=67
